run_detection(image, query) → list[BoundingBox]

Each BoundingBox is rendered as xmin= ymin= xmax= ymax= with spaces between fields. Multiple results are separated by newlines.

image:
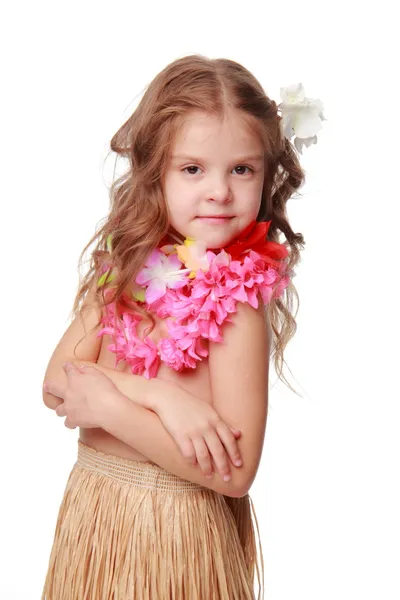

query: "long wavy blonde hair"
xmin=70 ymin=54 xmax=306 ymax=394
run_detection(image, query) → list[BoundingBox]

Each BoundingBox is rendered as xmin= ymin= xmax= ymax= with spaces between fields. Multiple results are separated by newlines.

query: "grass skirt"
xmin=42 ymin=440 xmax=264 ymax=599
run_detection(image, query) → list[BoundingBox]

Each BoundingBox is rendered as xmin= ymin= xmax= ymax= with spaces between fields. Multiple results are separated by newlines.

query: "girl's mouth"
xmin=197 ymin=216 xmax=234 ymax=224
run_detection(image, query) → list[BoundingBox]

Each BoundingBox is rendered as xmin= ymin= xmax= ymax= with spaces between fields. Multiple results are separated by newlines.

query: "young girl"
xmin=41 ymin=54 xmax=324 ymax=599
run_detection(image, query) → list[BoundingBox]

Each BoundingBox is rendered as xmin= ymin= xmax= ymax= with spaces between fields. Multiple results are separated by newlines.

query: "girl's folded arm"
xmin=97 ymin=297 xmax=271 ymax=498
xmin=99 ymin=382 xmax=245 ymax=498
xmin=207 ymin=297 xmax=271 ymax=496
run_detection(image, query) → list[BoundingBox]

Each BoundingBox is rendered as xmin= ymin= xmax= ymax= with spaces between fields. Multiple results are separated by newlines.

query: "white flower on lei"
xmin=278 ymin=83 xmax=326 ymax=154
xmin=135 ymin=248 xmax=190 ymax=304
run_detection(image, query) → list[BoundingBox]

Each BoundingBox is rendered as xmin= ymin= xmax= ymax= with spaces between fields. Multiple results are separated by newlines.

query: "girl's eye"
xmin=183 ymin=165 xmax=253 ymax=175
xmin=183 ymin=166 xmax=201 ymax=175
xmin=233 ymin=165 xmax=252 ymax=175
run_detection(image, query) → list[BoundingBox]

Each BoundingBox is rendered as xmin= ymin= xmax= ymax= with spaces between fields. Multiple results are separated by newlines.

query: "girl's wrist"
xmin=99 ymin=377 xmax=165 ymax=428
xmin=98 ymin=387 xmax=131 ymax=429
xmin=145 ymin=378 xmax=184 ymax=414
xmin=100 ymin=388 xmax=132 ymax=433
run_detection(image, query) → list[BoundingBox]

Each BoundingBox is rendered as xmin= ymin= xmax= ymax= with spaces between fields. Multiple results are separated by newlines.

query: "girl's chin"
xmin=204 ymin=233 xmax=238 ymax=251
xmin=167 ymin=221 xmax=241 ymax=248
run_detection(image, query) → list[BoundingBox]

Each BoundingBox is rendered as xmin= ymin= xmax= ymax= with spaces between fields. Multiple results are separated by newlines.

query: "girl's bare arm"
xmin=95 ymin=382 xmax=247 ymax=498
xmin=44 ymin=356 xmax=159 ymax=411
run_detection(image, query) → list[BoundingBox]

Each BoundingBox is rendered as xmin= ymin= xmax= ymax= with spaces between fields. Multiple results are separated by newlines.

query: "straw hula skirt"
xmin=42 ymin=440 xmax=264 ymax=599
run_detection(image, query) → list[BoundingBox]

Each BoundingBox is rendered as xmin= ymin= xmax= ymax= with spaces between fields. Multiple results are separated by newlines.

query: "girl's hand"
xmin=154 ymin=386 xmax=243 ymax=481
xmin=43 ymin=363 xmax=119 ymax=429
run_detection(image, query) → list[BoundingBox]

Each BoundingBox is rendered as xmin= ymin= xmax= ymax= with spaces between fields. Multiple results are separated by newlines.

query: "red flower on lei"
xmin=225 ymin=219 xmax=289 ymax=270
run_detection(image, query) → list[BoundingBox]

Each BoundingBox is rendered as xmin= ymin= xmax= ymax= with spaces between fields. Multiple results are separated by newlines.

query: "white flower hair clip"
xmin=278 ymin=83 xmax=326 ymax=154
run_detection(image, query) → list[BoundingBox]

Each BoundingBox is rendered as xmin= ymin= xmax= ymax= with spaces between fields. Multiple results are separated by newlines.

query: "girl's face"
xmin=163 ymin=108 xmax=265 ymax=249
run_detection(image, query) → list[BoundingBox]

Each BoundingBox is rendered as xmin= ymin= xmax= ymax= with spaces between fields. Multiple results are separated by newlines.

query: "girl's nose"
xmin=207 ymin=175 xmax=232 ymax=203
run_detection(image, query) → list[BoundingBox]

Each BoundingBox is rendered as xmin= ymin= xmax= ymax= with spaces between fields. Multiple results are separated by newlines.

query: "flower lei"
xmin=96 ymin=220 xmax=293 ymax=379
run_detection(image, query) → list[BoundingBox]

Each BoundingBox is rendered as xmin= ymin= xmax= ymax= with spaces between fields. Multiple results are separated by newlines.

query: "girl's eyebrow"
xmin=171 ymin=154 xmax=264 ymax=163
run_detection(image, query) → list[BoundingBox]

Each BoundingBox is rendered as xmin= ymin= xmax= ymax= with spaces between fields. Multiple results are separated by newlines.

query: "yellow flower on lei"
xmin=175 ymin=237 xmax=209 ymax=279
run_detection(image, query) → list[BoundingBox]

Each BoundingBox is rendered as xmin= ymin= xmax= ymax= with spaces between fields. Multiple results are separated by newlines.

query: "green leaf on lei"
xmin=97 ymin=269 xmax=116 ymax=287
xmin=106 ymin=234 xmax=112 ymax=253
xmin=132 ymin=288 xmax=145 ymax=302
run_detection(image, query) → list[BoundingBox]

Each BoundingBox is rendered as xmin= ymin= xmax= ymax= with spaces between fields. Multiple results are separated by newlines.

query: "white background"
xmin=1 ymin=1 xmax=399 ymax=598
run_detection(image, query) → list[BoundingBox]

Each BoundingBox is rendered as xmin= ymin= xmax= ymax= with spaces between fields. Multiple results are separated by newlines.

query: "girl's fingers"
xmin=63 ymin=362 xmax=80 ymax=377
xmin=43 ymin=380 xmax=66 ymax=399
xmin=55 ymin=403 xmax=66 ymax=417
xmin=191 ymin=437 xmax=214 ymax=478
xmin=177 ymin=436 xmax=197 ymax=466
xmin=217 ymin=423 xmax=243 ymax=467
xmin=78 ymin=364 xmax=96 ymax=373
xmin=203 ymin=430 xmax=232 ymax=482
xmin=78 ymin=364 xmax=105 ymax=377
xmin=64 ymin=417 xmax=77 ymax=430
xmin=230 ymin=426 xmax=242 ymax=439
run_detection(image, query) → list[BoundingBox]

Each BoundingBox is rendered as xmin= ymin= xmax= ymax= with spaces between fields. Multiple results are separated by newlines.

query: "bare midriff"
xmin=79 ymin=313 xmax=213 ymax=463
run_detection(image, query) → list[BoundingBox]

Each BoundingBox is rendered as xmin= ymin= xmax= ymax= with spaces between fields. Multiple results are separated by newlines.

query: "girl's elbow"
xmin=227 ymin=467 xmax=257 ymax=499
xmin=226 ymin=481 xmax=251 ymax=499
xmin=235 ymin=477 xmax=255 ymax=498
xmin=205 ymin=468 xmax=250 ymax=498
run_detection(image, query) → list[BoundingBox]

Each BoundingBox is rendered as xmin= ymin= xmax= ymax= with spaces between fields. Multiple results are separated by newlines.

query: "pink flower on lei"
xmin=162 ymin=320 xmax=209 ymax=368
xmin=150 ymin=287 xmax=194 ymax=321
xmin=97 ymin=304 xmax=159 ymax=379
xmin=272 ymin=273 xmax=290 ymax=299
xmin=159 ymin=336 xmax=208 ymax=371
xmin=190 ymin=250 xmax=238 ymax=325
xmin=125 ymin=336 xmax=160 ymax=379
xmin=158 ymin=338 xmax=186 ymax=370
xmin=227 ymin=250 xmax=285 ymax=307
xmin=135 ymin=248 xmax=189 ymax=304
